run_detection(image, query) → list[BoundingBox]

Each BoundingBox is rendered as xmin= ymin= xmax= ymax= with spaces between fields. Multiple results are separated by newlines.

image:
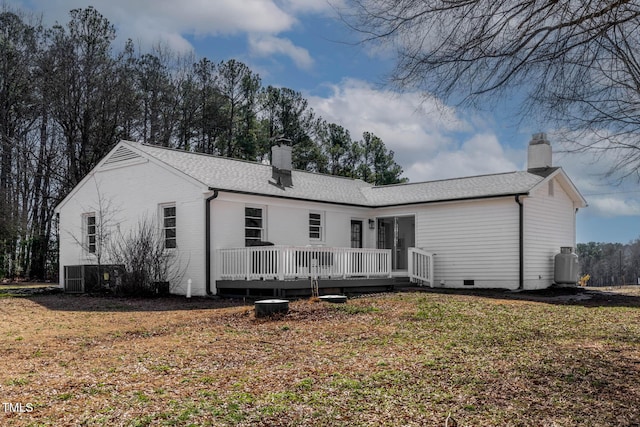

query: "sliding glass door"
xmin=377 ymin=216 xmax=415 ymax=271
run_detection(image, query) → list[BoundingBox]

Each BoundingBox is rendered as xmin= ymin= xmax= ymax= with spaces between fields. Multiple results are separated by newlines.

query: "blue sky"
xmin=9 ymin=0 xmax=640 ymax=244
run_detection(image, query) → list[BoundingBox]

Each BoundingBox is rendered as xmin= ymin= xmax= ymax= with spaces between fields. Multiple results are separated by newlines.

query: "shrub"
xmin=109 ymin=217 xmax=184 ymax=296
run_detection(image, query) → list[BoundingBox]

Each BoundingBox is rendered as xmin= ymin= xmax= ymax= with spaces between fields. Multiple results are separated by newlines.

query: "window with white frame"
xmin=309 ymin=211 xmax=324 ymax=241
xmin=84 ymin=213 xmax=97 ymax=254
xmin=162 ymin=205 xmax=177 ymax=249
xmin=245 ymin=206 xmax=264 ymax=246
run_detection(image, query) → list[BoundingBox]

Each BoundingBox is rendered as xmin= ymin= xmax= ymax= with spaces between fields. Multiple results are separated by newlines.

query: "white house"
xmin=55 ymin=133 xmax=587 ymax=296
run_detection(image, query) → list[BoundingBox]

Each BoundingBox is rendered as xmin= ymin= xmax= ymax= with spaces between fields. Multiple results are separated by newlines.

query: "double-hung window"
xmin=162 ymin=205 xmax=177 ymax=249
xmin=245 ymin=206 xmax=264 ymax=246
xmin=85 ymin=213 xmax=97 ymax=254
xmin=309 ymin=211 xmax=324 ymax=241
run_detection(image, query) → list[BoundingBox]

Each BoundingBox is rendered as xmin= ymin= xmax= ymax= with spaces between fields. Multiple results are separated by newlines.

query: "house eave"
xmin=212 ymin=187 xmax=530 ymax=208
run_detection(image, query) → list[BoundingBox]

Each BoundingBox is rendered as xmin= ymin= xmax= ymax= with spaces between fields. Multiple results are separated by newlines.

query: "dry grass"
xmin=1 ymin=288 xmax=640 ymax=426
xmin=0 ymin=282 xmax=54 ymax=291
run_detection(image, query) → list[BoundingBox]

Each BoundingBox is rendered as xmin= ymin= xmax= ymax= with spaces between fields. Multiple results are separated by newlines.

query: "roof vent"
xmin=527 ymin=132 xmax=552 ymax=171
xmin=103 ymin=145 xmax=141 ymax=165
xmin=271 ymin=143 xmax=293 ymax=188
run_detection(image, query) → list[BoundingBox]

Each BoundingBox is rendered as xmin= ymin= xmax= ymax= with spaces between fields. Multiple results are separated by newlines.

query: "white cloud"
xmin=307 ymin=79 xmax=518 ymax=182
xmin=406 ymin=133 xmax=519 ymax=182
xmin=248 ymin=35 xmax=314 ymax=70
xmin=587 ymin=197 xmax=640 ymax=217
xmin=149 ymin=0 xmax=294 ymax=34
xmin=309 ymin=79 xmax=465 ymax=150
xmin=8 ymin=0 xmax=296 ymax=53
xmin=8 ymin=0 xmax=320 ymax=70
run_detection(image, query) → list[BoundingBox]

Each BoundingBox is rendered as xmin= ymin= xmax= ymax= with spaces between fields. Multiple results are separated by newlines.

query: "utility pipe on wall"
xmin=515 ymin=195 xmax=524 ymax=290
xmin=205 ymin=189 xmax=219 ymax=296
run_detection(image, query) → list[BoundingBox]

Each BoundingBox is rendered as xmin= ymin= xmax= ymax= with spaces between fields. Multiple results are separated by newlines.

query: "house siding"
xmin=412 ymin=198 xmax=520 ymax=289
xmin=58 ymin=159 xmax=208 ymax=295
xmin=210 ymin=192 xmax=373 ymax=250
xmin=209 ymin=192 xmax=375 ymax=294
xmin=523 ymin=177 xmax=577 ymax=289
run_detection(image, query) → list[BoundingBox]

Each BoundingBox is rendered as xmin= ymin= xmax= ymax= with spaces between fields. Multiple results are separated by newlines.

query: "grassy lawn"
xmin=1 ymin=288 xmax=639 ymax=426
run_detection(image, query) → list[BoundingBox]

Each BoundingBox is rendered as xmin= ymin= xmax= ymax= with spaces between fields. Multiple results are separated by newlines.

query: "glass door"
xmin=377 ymin=216 xmax=415 ymax=271
xmin=350 ymin=220 xmax=363 ymax=248
xmin=350 ymin=220 xmax=364 ymax=274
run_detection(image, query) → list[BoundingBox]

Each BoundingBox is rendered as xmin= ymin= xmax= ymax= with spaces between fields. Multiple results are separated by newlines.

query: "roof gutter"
xmin=515 ymin=195 xmax=525 ymax=290
xmin=205 ymin=188 xmax=219 ymax=296
xmin=212 ymin=187 xmax=530 ymax=209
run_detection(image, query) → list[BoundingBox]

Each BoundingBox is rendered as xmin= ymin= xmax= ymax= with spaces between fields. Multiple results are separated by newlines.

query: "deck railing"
xmin=408 ymin=248 xmax=435 ymax=287
xmin=216 ymin=246 xmax=392 ymax=281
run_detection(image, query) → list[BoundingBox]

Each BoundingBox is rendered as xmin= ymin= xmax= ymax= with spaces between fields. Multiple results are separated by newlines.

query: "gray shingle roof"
xmin=362 ymin=171 xmax=545 ymax=206
xmin=129 ymin=141 xmax=548 ymax=207
xmin=133 ymin=142 xmax=371 ymax=205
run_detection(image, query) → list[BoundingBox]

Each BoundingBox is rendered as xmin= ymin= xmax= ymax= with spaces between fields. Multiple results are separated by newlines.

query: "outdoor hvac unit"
xmin=554 ymin=247 xmax=579 ymax=285
xmin=63 ymin=264 xmax=124 ymax=293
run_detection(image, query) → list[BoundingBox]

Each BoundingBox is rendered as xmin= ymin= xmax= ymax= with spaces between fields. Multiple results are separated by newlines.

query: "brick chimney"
xmin=527 ymin=132 xmax=552 ymax=171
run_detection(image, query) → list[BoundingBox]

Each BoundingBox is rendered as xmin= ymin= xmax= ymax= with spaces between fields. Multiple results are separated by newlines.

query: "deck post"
xmin=278 ymin=247 xmax=285 ymax=281
xmin=342 ymin=249 xmax=347 ymax=279
xmin=244 ymin=248 xmax=250 ymax=280
xmin=408 ymin=248 xmax=414 ymax=283
xmin=429 ymin=253 xmax=435 ymax=288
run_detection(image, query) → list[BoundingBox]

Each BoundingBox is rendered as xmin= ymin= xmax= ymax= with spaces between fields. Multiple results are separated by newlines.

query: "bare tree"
xmin=66 ymin=178 xmax=120 ymax=289
xmin=46 ymin=6 xmax=120 ymax=190
xmin=0 ymin=7 xmax=40 ymax=277
xmin=109 ymin=216 xmax=186 ymax=296
xmin=343 ymin=0 xmax=640 ymax=181
xmin=217 ymin=59 xmax=261 ymax=158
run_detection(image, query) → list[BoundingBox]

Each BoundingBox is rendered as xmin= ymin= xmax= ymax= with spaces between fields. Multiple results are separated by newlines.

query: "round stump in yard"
xmin=254 ymin=299 xmax=289 ymax=317
xmin=319 ymin=295 xmax=348 ymax=304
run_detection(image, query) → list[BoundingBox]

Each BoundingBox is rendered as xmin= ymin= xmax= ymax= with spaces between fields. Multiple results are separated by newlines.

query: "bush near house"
xmin=109 ymin=217 xmax=184 ymax=297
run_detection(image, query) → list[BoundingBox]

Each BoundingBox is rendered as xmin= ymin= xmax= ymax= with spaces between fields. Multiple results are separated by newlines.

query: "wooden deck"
xmin=214 ymin=245 xmax=433 ymax=298
xmin=215 ymin=277 xmax=403 ymax=298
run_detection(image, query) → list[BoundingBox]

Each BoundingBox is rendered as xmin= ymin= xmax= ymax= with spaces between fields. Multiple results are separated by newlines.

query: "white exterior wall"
xmin=209 ymin=192 xmax=375 ymax=293
xmin=210 ymin=192 xmax=374 ymax=250
xmin=411 ymin=198 xmax=521 ymax=289
xmin=57 ymin=159 xmax=208 ymax=296
xmin=523 ymin=177 xmax=577 ymax=289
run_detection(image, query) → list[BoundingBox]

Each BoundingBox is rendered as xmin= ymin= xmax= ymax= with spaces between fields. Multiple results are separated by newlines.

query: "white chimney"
xmin=527 ymin=132 xmax=552 ymax=171
xmin=271 ymin=144 xmax=293 ymax=188
xmin=271 ymin=144 xmax=292 ymax=171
